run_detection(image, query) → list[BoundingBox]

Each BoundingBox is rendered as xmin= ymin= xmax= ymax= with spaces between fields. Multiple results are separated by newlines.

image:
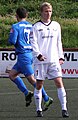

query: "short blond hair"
xmin=40 ymin=2 xmax=52 ymax=12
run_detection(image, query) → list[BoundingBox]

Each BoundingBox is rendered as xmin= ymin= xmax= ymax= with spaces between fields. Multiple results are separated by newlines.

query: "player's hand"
xmin=37 ymin=54 xmax=46 ymax=61
xmin=59 ymin=59 xmax=64 ymax=65
xmin=39 ymin=56 xmax=46 ymax=61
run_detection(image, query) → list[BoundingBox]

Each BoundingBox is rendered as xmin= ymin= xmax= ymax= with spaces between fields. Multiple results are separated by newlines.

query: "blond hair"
xmin=40 ymin=2 xmax=52 ymax=12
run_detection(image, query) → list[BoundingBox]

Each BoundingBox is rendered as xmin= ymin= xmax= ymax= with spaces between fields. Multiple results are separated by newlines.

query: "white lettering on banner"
xmin=0 ymin=50 xmax=78 ymax=78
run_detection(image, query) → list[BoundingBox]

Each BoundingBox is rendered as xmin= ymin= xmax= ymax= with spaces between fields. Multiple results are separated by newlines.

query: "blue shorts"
xmin=12 ymin=52 xmax=34 ymax=77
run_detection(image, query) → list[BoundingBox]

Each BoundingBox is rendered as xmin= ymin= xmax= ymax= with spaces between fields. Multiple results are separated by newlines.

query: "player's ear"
xmin=26 ymin=12 xmax=28 ymax=18
xmin=16 ymin=14 xmax=19 ymax=21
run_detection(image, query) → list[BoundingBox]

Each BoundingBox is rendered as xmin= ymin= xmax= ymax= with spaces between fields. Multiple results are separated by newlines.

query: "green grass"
xmin=0 ymin=0 xmax=78 ymax=48
xmin=0 ymin=16 xmax=78 ymax=48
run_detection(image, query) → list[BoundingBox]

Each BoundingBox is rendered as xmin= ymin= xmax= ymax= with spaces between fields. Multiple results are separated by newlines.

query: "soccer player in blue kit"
xmin=8 ymin=7 xmax=53 ymax=109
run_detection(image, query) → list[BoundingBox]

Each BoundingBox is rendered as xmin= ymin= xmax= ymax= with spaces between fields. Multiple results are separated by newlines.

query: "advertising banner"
xmin=0 ymin=49 xmax=78 ymax=78
xmin=62 ymin=51 xmax=78 ymax=78
xmin=0 ymin=50 xmax=16 ymax=77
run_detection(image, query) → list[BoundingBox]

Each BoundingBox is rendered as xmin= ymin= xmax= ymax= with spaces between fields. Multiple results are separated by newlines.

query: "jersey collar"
xmin=39 ymin=20 xmax=52 ymax=26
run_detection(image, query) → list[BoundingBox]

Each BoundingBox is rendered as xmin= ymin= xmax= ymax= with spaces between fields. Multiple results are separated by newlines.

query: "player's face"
xmin=41 ymin=6 xmax=52 ymax=22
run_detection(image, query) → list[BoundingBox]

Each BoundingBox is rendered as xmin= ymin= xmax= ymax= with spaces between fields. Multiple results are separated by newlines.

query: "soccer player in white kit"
xmin=30 ymin=2 xmax=69 ymax=117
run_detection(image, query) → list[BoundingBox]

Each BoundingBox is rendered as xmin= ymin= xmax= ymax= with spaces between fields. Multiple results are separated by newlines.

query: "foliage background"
xmin=0 ymin=0 xmax=78 ymax=48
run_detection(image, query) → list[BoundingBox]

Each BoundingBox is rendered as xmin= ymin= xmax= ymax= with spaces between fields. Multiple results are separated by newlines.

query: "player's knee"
xmin=37 ymin=85 xmax=42 ymax=90
xmin=9 ymin=71 xmax=16 ymax=80
xmin=9 ymin=73 xmax=14 ymax=80
xmin=54 ymin=77 xmax=64 ymax=88
xmin=9 ymin=72 xmax=12 ymax=79
xmin=36 ymin=80 xmax=43 ymax=90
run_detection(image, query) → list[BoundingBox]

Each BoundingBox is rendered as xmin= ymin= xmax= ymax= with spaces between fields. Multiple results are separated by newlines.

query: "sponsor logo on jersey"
xmin=38 ymin=29 xmax=43 ymax=31
xmin=42 ymin=35 xmax=53 ymax=38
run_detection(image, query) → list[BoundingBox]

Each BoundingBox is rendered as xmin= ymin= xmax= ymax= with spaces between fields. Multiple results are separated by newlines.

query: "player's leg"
xmin=33 ymin=64 xmax=53 ymax=117
xmin=27 ymin=74 xmax=53 ymax=112
xmin=26 ymin=74 xmax=43 ymax=116
xmin=9 ymin=68 xmax=33 ymax=107
xmin=34 ymin=80 xmax=43 ymax=117
xmin=26 ymin=64 xmax=53 ymax=110
xmin=48 ymin=63 xmax=69 ymax=117
xmin=27 ymin=74 xmax=50 ymax=102
xmin=52 ymin=63 xmax=69 ymax=117
xmin=54 ymin=77 xmax=69 ymax=117
xmin=9 ymin=68 xmax=29 ymax=95
xmin=34 ymin=81 xmax=53 ymax=116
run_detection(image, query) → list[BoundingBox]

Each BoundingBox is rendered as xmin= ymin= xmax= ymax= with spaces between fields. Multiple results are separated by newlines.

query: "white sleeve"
xmin=57 ymin=24 xmax=64 ymax=60
xmin=30 ymin=26 xmax=42 ymax=57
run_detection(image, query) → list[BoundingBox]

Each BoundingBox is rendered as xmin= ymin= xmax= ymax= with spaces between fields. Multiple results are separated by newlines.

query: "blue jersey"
xmin=9 ymin=21 xmax=32 ymax=54
xmin=9 ymin=21 xmax=34 ymax=76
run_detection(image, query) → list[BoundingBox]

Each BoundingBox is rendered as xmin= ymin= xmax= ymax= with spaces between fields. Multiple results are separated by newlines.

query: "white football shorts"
xmin=34 ymin=62 xmax=62 ymax=80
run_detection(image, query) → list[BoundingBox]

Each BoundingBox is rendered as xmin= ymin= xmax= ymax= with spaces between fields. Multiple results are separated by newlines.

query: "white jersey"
xmin=30 ymin=20 xmax=64 ymax=64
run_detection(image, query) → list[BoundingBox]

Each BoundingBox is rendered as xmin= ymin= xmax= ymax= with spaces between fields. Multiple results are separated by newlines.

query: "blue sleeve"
xmin=8 ymin=25 xmax=18 ymax=45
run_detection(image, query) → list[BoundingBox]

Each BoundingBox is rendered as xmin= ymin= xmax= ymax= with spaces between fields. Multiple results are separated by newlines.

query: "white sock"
xmin=34 ymin=88 xmax=42 ymax=111
xmin=57 ymin=87 xmax=67 ymax=110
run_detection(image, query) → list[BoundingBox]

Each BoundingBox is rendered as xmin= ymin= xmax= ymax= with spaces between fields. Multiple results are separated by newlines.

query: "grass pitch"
xmin=0 ymin=78 xmax=78 ymax=120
